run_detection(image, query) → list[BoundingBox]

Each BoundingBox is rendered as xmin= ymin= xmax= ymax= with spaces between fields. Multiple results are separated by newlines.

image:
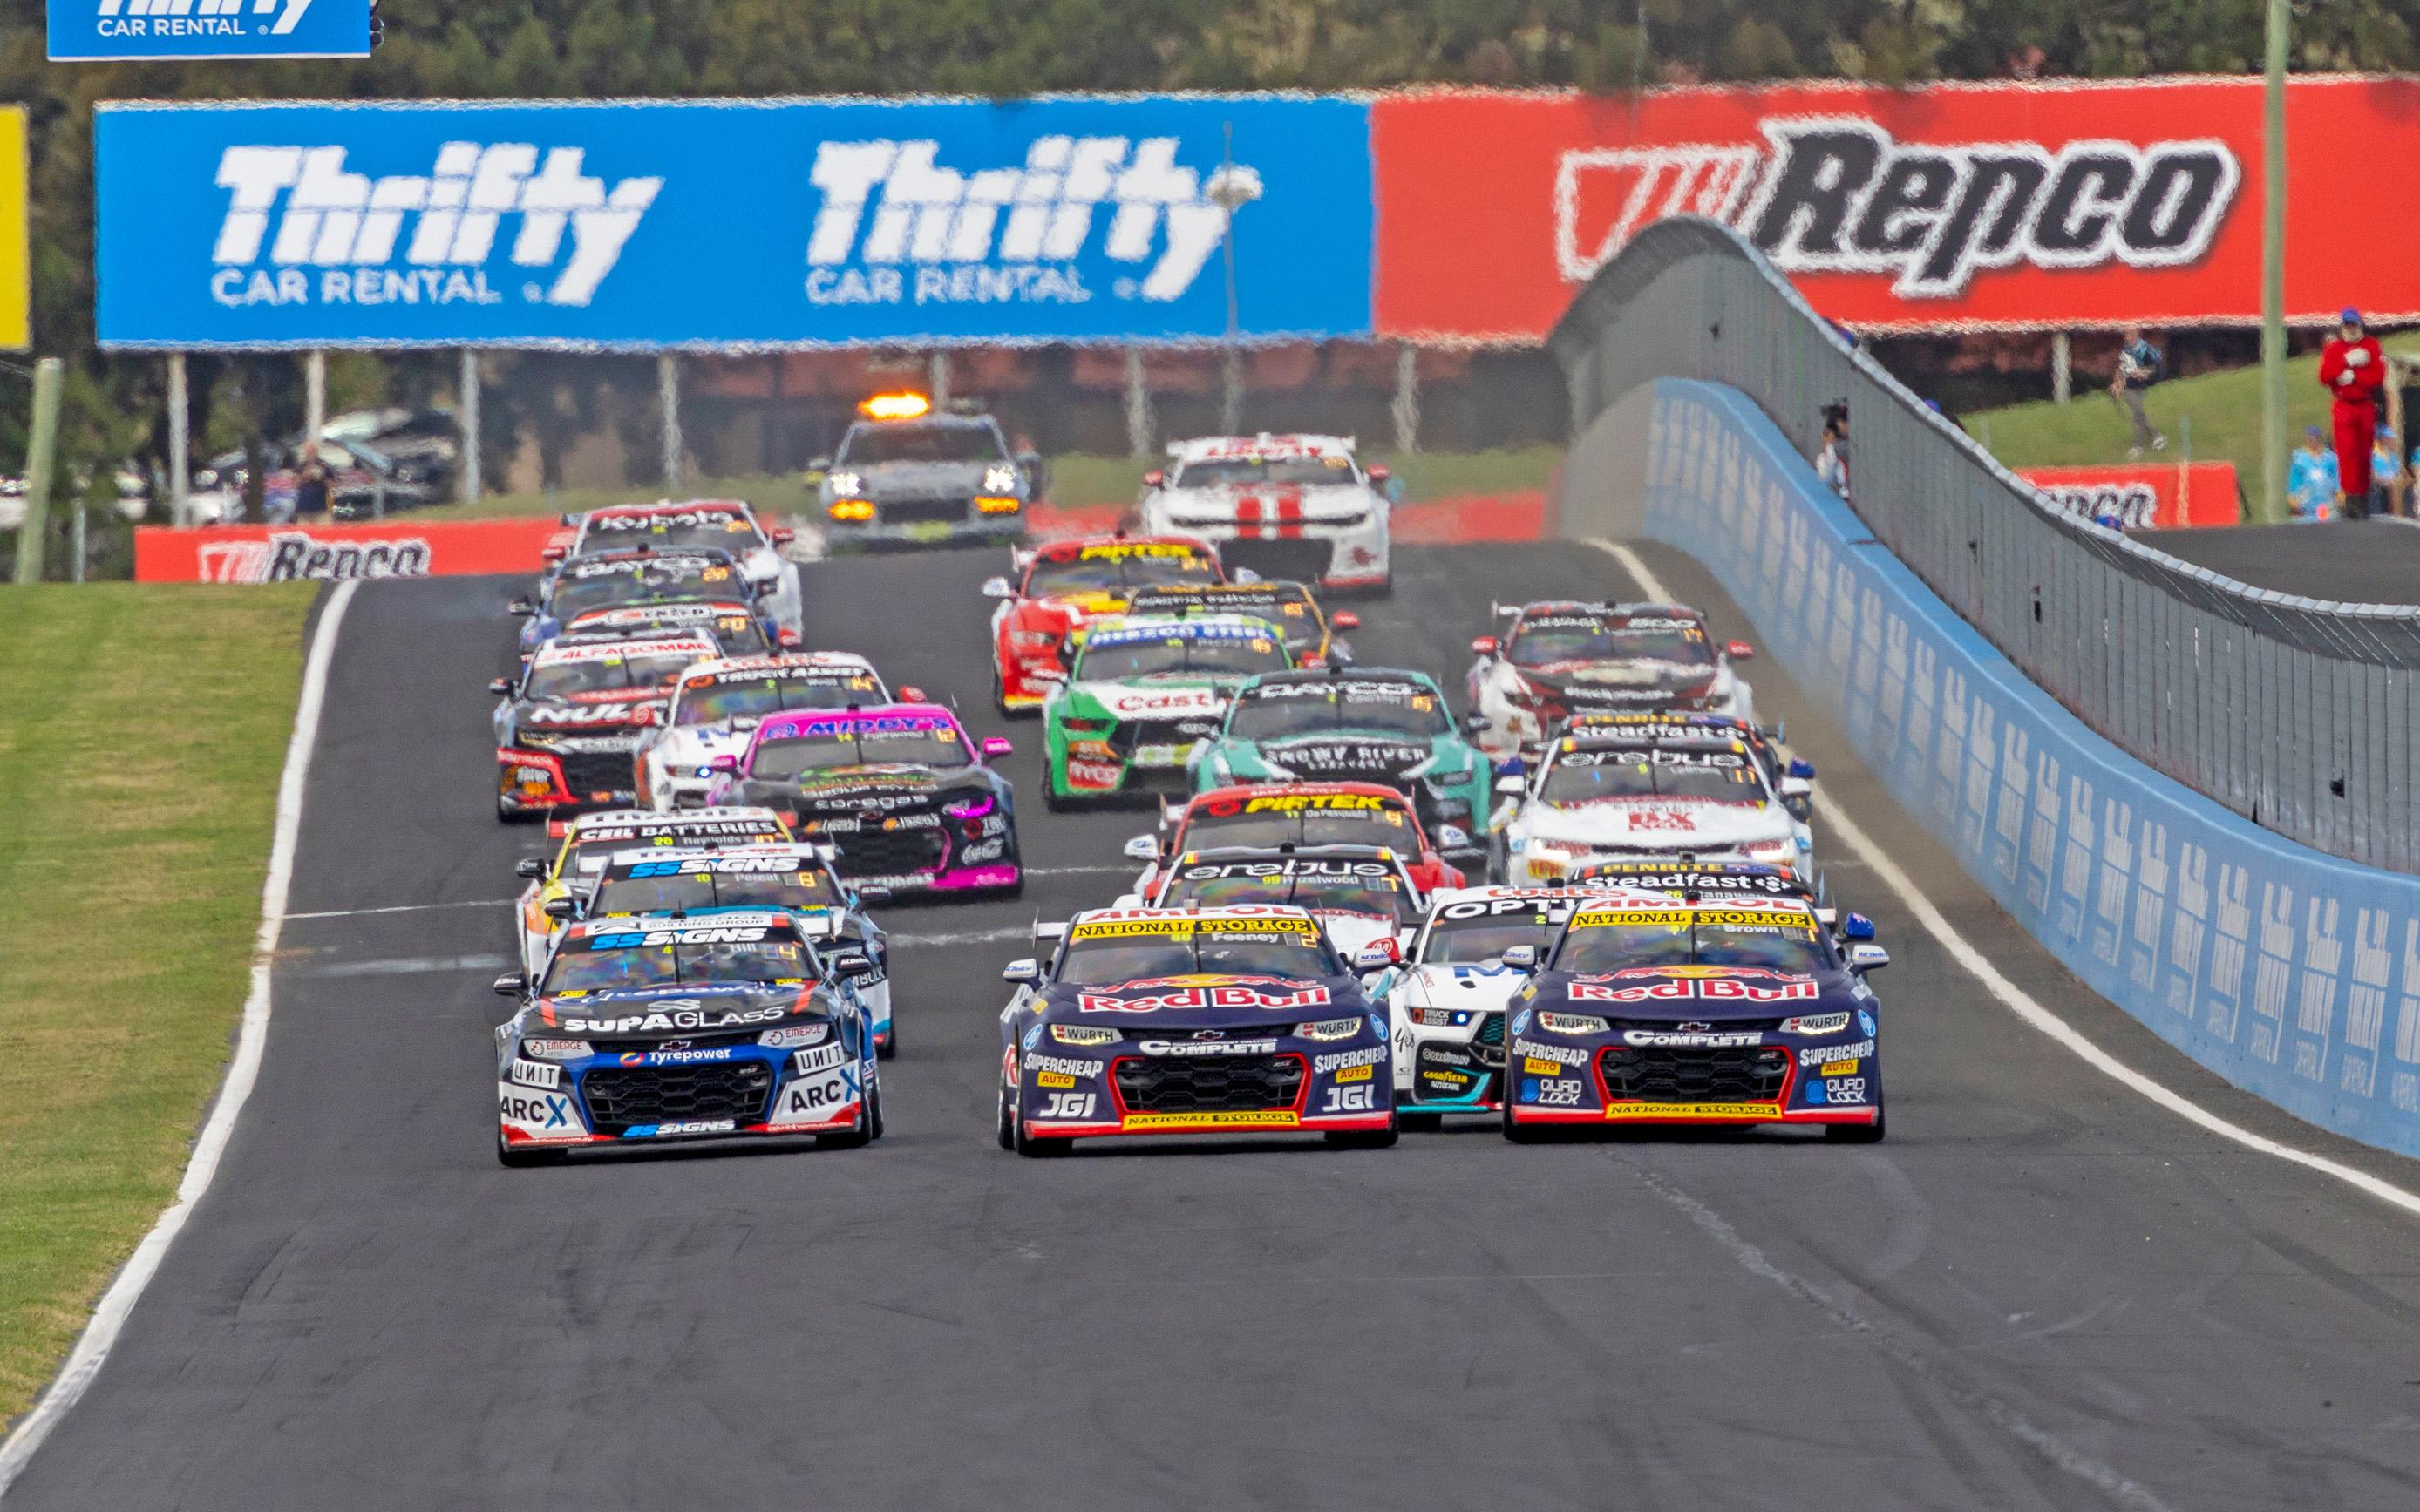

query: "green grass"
xmin=0 ymin=583 xmax=314 ymax=1427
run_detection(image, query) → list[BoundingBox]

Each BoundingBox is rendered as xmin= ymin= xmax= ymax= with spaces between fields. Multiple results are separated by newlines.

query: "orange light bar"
xmin=975 ymin=496 xmax=1023 ymax=514
xmin=860 ymin=391 xmax=931 ymax=421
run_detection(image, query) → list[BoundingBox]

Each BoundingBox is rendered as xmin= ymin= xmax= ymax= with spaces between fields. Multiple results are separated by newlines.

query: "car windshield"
xmin=541 ymin=933 xmax=814 ymax=993
xmin=550 ymin=559 xmax=743 ymax=620
xmin=1126 ymin=586 xmax=1319 ymax=648
xmin=584 ymin=511 xmax=759 ymax=553
xmin=1418 ymin=899 xmax=1576 ymax=964
xmin=1175 ymin=455 xmax=1356 ymax=488
xmin=1181 ymin=798 xmax=1417 ymax=851
xmin=1552 ymin=906 xmax=1832 ymax=974
xmin=1077 ymin=629 xmax=1290 ymax=681
xmin=1052 ymin=919 xmax=1338 ymax=984
xmin=572 ymin=609 xmax=767 ymax=657
xmin=1511 ymin=615 xmax=1715 ymax=669
xmin=841 ymin=421 xmax=1006 ymax=465
xmin=1540 ymin=749 xmax=1765 ymax=805
xmin=590 ymin=863 xmax=842 ymax=915
xmin=1025 ymin=548 xmax=1218 ymax=598
xmin=1156 ymin=864 xmax=1419 ymax=926
xmin=676 ymin=671 xmax=882 ymax=725
xmin=749 ymin=720 xmax=970 ymax=779
xmin=1227 ymin=679 xmax=1448 ymax=741
xmin=524 ymin=648 xmax=700 ymax=700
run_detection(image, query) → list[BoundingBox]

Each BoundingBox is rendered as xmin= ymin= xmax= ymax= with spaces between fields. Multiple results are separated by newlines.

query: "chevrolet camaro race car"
xmin=1467 ymin=601 xmax=1757 ymax=758
xmin=1191 ymin=668 xmax=1488 ymax=862
xmin=706 ymin=704 xmax=1023 ymax=897
xmin=814 ymin=392 xmax=1037 ymax=550
xmin=513 ymin=546 xmax=765 ymax=656
xmin=993 ymin=905 xmax=1399 ymax=1156
xmin=1500 ymin=892 xmax=1889 ymax=1142
xmin=1548 ymin=712 xmax=1816 ymax=823
xmin=1041 ymin=614 xmax=1293 ymax=808
xmin=546 ymin=501 xmax=803 ymax=635
xmin=1111 ymin=580 xmax=1354 ymax=670
xmin=1492 ymin=729 xmax=1812 ymax=885
xmin=1135 ymin=434 xmax=1392 ymax=591
xmin=982 ymin=535 xmax=1224 ymax=715
xmin=1128 ymin=783 xmax=1467 ymax=895
xmin=554 ymin=599 xmax=791 ymax=661
xmin=1137 ymin=845 xmax=1426 ymax=961
xmin=491 ymin=634 xmax=717 ymax=821
xmin=492 ymin=910 xmax=883 ymax=1165
xmin=511 ymin=806 xmax=797 ymax=979
xmin=633 ymin=653 xmax=895 ymax=811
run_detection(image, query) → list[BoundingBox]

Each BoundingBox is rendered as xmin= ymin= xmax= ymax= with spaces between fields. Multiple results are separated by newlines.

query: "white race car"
xmin=1136 ymin=433 xmax=1391 ymax=593
xmin=1492 ymin=728 xmax=1812 ymax=886
xmin=632 ymin=652 xmax=904 ymax=811
xmin=1466 ymin=601 xmax=1755 ymax=760
xmin=548 ymin=500 xmax=806 ymax=637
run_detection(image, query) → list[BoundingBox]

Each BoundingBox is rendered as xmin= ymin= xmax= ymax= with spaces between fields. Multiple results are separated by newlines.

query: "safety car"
xmin=510 ymin=806 xmax=796 ymax=979
xmin=980 ymin=534 xmax=1224 ymax=715
xmin=1135 ymin=434 xmax=1392 ymax=591
xmin=812 ymin=392 xmax=1037 ymax=550
xmin=546 ymin=500 xmax=803 ymax=635
xmin=1136 ymin=845 xmax=1426 ymax=962
xmin=491 ymin=634 xmax=716 ymax=821
xmin=1040 ymin=614 xmax=1293 ymax=808
xmin=1466 ymin=601 xmax=1756 ymax=758
xmin=632 ymin=653 xmax=897 ymax=811
xmin=1126 ymin=783 xmax=1467 ymax=895
xmin=513 ymin=546 xmax=765 ymax=656
xmin=1492 ymin=728 xmax=1811 ymax=885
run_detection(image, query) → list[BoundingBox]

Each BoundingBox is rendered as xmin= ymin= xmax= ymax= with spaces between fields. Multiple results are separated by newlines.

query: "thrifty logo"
xmin=98 ymin=0 xmax=312 ymax=36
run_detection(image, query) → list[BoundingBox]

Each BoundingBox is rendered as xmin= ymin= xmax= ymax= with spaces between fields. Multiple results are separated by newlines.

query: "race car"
xmin=1136 ymin=845 xmax=1426 ymax=962
xmin=1126 ymin=783 xmax=1467 ymax=895
xmin=1111 ymin=580 xmax=1355 ymax=669
xmin=544 ymin=500 xmax=804 ymax=637
xmin=704 ymin=704 xmax=1023 ymax=898
xmin=1040 ymin=614 xmax=1293 ymax=809
xmin=1191 ymin=668 xmax=1489 ymax=863
xmin=566 ymin=844 xmax=899 ymax=1056
xmin=1499 ymin=892 xmax=1889 ymax=1142
xmin=491 ymin=910 xmax=883 ymax=1165
xmin=993 ymin=905 xmax=1398 ymax=1156
xmin=510 ymin=806 xmax=797 ymax=979
xmin=1466 ymin=601 xmax=1757 ymax=758
xmin=490 ymin=634 xmax=717 ymax=821
xmin=1548 ymin=711 xmax=1816 ymax=822
xmin=812 ymin=392 xmax=1037 ymax=550
xmin=513 ymin=546 xmax=764 ymax=656
xmin=1570 ymin=860 xmax=1826 ymax=916
xmin=1492 ymin=728 xmax=1812 ymax=885
xmin=551 ymin=599 xmax=792 ymax=661
xmin=632 ymin=652 xmax=897 ymax=811
xmin=1135 ymin=434 xmax=1391 ymax=592
xmin=981 ymin=535 xmax=1225 ymax=715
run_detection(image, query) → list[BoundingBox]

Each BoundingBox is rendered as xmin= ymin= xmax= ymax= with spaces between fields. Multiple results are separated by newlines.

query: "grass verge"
xmin=0 ymin=582 xmax=314 ymax=1427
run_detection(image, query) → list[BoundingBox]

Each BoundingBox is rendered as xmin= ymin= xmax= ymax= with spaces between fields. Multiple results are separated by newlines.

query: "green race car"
xmin=1192 ymin=667 xmax=1492 ymax=863
xmin=1042 ymin=614 xmax=1295 ymax=810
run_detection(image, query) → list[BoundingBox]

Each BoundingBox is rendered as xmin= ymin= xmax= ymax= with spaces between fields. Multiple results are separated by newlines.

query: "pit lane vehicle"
xmin=555 ymin=599 xmax=792 ymax=660
xmin=1127 ymin=783 xmax=1467 ymax=895
xmin=1546 ymin=712 xmax=1816 ymax=823
xmin=491 ymin=910 xmax=883 ymax=1165
xmin=633 ymin=653 xmax=898 ymax=811
xmin=1499 ymin=892 xmax=1888 ymax=1142
xmin=513 ymin=546 xmax=765 ymax=656
xmin=704 ymin=704 xmax=1023 ymax=898
xmin=1136 ymin=845 xmax=1426 ymax=962
xmin=1040 ymin=614 xmax=1293 ymax=810
xmin=511 ymin=806 xmax=797 ymax=979
xmin=1492 ymin=729 xmax=1812 ymax=885
xmin=812 ymin=392 xmax=1038 ymax=550
xmin=994 ymin=905 xmax=1398 ymax=1156
xmin=1192 ymin=668 xmax=1488 ymax=864
xmin=1110 ymin=580 xmax=1355 ymax=670
xmin=545 ymin=500 xmax=803 ymax=636
xmin=1135 ymin=434 xmax=1392 ymax=592
xmin=981 ymin=535 xmax=1225 ymax=715
xmin=1466 ymin=601 xmax=1757 ymax=759
xmin=491 ymin=634 xmax=717 ymax=822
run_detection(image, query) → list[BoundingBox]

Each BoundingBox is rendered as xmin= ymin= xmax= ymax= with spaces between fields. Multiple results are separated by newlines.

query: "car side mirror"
xmin=1787 ymin=757 xmax=1816 ymax=781
xmin=1841 ymin=912 xmax=1876 ymax=941
xmin=542 ymin=896 xmax=578 ymax=922
xmin=514 ymin=857 xmax=547 ymax=879
xmin=1470 ymin=635 xmax=1498 ymax=658
xmin=1494 ymin=774 xmax=1525 ymax=795
xmin=508 ymin=597 xmax=537 ymax=616
xmin=1122 ymin=834 xmax=1161 ymax=861
xmin=1329 ymin=610 xmax=1360 ymax=630
xmin=1778 ymin=776 xmax=1812 ymax=799
xmin=982 ymin=736 xmax=1013 ymax=758
xmin=980 ymin=575 xmax=1014 ymax=599
xmin=489 ymin=676 xmax=513 ymax=696
xmin=1365 ymin=463 xmax=1391 ymax=483
xmin=705 ymin=754 xmax=740 ymax=774
xmin=491 ymin=971 xmax=527 ymax=996
xmin=1462 ymin=711 xmax=1490 ymax=734
xmin=898 ymin=686 xmax=926 ymax=703
xmin=852 ymin=885 xmax=894 ymax=906
xmin=1002 ymin=958 xmax=1041 ymax=985
xmin=1351 ymin=941 xmax=1398 ymax=973
xmin=540 ymin=545 xmax=566 ymax=564
xmin=754 ymin=579 xmax=778 ymax=600
xmin=1499 ymin=945 xmax=1539 ymax=971
xmin=832 ymin=953 xmax=880 ymax=979
xmin=1848 ymin=944 xmax=1891 ymax=973
xmin=1231 ymin=568 xmax=1261 ymax=585
xmin=1725 ymin=640 xmax=1756 ymax=661
xmin=770 ymin=526 xmax=795 ymax=546
xmin=1141 ymin=470 xmax=1166 ymax=489
xmin=808 ymin=456 xmax=833 ymax=473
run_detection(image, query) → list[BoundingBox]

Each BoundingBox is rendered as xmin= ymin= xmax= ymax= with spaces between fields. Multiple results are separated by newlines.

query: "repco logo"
xmin=1558 ymin=118 xmax=2240 ymax=298
xmin=2036 ymin=482 xmax=2158 ymax=531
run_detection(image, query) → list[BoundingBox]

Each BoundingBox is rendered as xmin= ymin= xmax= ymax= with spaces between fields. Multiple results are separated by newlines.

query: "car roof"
xmin=1241 ymin=667 xmax=1430 ymax=689
xmin=1168 ymin=433 xmax=1356 ymax=462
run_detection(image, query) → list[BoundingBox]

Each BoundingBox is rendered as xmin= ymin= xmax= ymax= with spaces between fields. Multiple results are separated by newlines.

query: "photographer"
xmin=1815 ymin=401 xmax=1851 ymax=499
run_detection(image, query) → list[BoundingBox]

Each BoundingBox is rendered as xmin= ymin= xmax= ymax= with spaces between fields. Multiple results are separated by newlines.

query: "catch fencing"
xmin=1549 ymin=217 xmax=2420 ymax=875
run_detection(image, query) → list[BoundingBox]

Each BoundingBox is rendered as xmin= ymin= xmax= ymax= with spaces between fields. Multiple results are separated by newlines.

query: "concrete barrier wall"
xmin=1566 ymin=378 xmax=2420 ymax=1157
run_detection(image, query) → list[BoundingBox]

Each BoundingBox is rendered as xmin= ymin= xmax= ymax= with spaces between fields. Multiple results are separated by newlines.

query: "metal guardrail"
xmin=1547 ymin=217 xmax=2420 ymax=874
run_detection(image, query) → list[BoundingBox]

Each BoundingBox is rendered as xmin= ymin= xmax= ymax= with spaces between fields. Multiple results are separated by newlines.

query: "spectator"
xmin=294 ymin=445 xmax=331 ymax=519
xmin=2372 ymin=424 xmax=2405 ymax=519
xmin=2288 ymin=425 xmax=2339 ymax=522
xmin=1814 ymin=401 xmax=1850 ymax=499
xmin=2111 ymin=324 xmax=2167 ymax=459
xmin=2320 ymin=307 xmax=2385 ymax=519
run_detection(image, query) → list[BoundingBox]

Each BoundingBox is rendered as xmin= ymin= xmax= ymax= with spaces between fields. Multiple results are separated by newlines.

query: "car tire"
xmin=1825 ymin=1109 xmax=1886 ymax=1144
xmin=1323 ymin=1118 xmax=1399 ymax=1150
xmin=1043 ymin=783 xmax=1075 ymax=814
xmin=495 ymin=794 xmax=531 ymax=824
xmin=818 ymin=1083 xmax=876 ymax=1150
xmin=996 ymin=1080 xmax=1017 ymax=1151
xmin=1013 ymin=1108 xmax=1071 ymax=1158
xmin=1501 ymin=1102 xmax=1548 ymax=1144
xmin=876 ymin=1025 xmax=896 ymax=1060
xmin=867 ymin=1062 xmax=886 ymax=1141
xmin=1397 ymin=1111 xmax=1444 ymax=1134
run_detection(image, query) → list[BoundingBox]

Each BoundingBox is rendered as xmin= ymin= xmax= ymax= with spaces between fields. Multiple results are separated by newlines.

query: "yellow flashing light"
xmin=860 ymin=391 xmax=931 ymax=421
xmin=975 ymin=496 xmax=1023 ymax=514
xmin=827 ymin=499 xmax=876 ymax=522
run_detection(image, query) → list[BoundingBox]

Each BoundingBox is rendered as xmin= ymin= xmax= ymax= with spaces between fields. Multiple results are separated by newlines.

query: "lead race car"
xmin=1492 ymin=728 xmax=1811 ymax=885
xmin=1500 ymin=892 xmax=1889 ymax=1142
xmin=981 ymin=534 xmax=1224 ymax=715
xmin=1135 ymin=433 xmax=1392 ymax=592
xmin=1467 ymin=601 xmax=1757 ymax=759
xmin=491 ymin=634 xmax=717 ymax=821
xmin=547 ymin=500 xmax=803 ymax=637
xmin=995 ymin=905 xmax=1398 ymax=1156
xmin=492 ymin=910 xmax=883 ymax=1165
xmin=1040 ymin=613 xmax=1293 ymax=809
xmin=632 ymin=652 xmax=896 ymax=811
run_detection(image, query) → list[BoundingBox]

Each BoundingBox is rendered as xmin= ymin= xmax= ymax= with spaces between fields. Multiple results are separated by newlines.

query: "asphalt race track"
xmin=2142 ymin=519 xmax=2420 ymax=607
xmin=13 ymin=541 xmax=2420 ymax=1512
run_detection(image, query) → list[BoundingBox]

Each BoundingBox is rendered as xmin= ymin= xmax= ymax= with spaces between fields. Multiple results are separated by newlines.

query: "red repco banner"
xmin=135 ymin=519 xmax=561 ymax=583
xmin=1373 ymin=78 xmax=2411 ymax=341
xmin=2016 ymin=463 xmax=2241 ymax=531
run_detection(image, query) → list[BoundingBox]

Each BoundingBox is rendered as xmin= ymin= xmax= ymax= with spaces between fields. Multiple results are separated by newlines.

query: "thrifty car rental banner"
xmin=1372 ymin=77 xmax=2420 ymax=341
xmin=93 ymin=96 xmax=1372 ymax=349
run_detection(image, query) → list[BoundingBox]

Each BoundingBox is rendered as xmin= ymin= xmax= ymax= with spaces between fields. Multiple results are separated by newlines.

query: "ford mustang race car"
xmin=1127 ymin=783 xmax=1467 ymax=895
xmin=1192 ymin=668 xmax=1489 ymax=862
xmin=813 ymin=392 xmax=1037 ymax=550
xmin=981 ymin=535 xmax=1224 ymax=715
xmin=513 ymin=546 xmax=763 ymax=656
xmin=1492 ymin=729 xmax=1812 ymax=885
xmin=1467 ymin=601 xmax=1757 ymax=758
xmin=1548 ymin=712 xmax=1816 ymax=823
xmin=705 ymin=704 xmax=1022 ymax=898
xmin=553 ymin=599 xmax=792 ymax=661
xmin=994 ymin=905 xmax=1398 ymax=1156
xmin=633 ymin=653 xmax=896 ymax=811
xmin=1136 ymin=434 xmax=1391 ymax=592
xmin=1041 ymin=614 xmax=1293 ymax=809
xmin=1110 ymin=580 xmax=1355 ymax=669
xmin=511 ymin=806 xmax=797 ymax=979
xmin=491 ymin=634 xmax=717 ymax=821
xmin=491 ymin=910 xmax=883 ymax=1165
xmin=1136 ymin=845 xmax=1425 ymax=962
xmin=1499 ymin=892 xmax=1889 ymax=1142
xmin=545 ymin=500 xmax=803 ymax=636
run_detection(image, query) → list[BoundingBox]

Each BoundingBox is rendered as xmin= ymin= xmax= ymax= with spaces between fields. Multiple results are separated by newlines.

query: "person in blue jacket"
xmin=2288 ymin=425 xmax=2339 ymax=522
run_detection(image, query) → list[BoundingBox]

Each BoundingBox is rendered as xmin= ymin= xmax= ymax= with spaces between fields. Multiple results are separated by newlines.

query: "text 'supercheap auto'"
xmin=491 ymin=441 xmax=1872 ymax=1164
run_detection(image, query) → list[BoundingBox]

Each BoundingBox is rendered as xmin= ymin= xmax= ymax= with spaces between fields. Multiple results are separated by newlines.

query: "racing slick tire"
xmin=1322 ymin=1117 xmax=1399 ymax=1149
xmin=1012 ymin=1106 xmax=1072 ymax=1158
xmin=496 ymin=1133 xmax=566 ymax=1168
xmin=1396 ymin=1111 xmax=1444 ymax=1134
xmin=1825 ymin=1108 xmax=1886 ymax=1144
xmin=869 ymin=1065 xmax=886 ymax=1141
xmin=496 ymin=794 xmax=537 ymax=824
xmin=877 ymin=1025 xmax=897 ymax=1060
xmin=1500 ymin=1102 xmax=1550 ymax=1144
xmin=996 ymin=1081 xmax=1016 ymax=1151
xmin=1042 ymin=783 xmax=1077 ymax=815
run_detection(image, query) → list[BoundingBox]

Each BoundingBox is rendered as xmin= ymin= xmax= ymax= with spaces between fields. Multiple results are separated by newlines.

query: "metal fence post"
xmin=658 ymin=351 xmax=683 ymax=492
xmin=167 ymin=353 xmax=190 ymax=528
xmin=2052 ymin=332 xmax=2070 ymax=404
xmin=928 ymin=349 xmax=951 ymax=409
xmin=1391 ymin=344 xmax=1420 ymax=455
xmin=12 ymin=356 xmax=62 ymax=585
xmin=1124 ymin=348 xmax=1153 ymax=460
xmin=303 ymin=348 xmax=325 ymax=445
xmin=458 ymin=349 xmax=482 ymax=505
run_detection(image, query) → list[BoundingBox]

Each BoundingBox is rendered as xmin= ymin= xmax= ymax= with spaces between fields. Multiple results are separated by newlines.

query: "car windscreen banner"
xmin=93 ymin=96 xmax=1373 ymax=349
xmin=1371 ymin=77 xmax=2415 ymax=340
xmin=134 ymin=519 xmax=562 ymax=582
xmin=2016 ymin=463 xmax=2242 ymax=531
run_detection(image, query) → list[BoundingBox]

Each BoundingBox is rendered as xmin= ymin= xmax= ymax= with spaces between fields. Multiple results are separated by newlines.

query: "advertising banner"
xmin=51 ymin=0 xmax=372 ymax=62
xmin=2017 ymin=463 xmax=2241 ymax=531
xmin=135 ymin=518 xmax=561 ymax=582
xmin=0 ymin=106 xmax=24 ymax=351
xmin=1373 ymin=78 xmax=2414 ymax=341
xmin=94 ymin=96 xmax=1372 ymax=349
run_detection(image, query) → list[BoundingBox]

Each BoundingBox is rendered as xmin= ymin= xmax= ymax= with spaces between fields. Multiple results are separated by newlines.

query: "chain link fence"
xmin=1547 ymin=217 xmax=2420 ymax=875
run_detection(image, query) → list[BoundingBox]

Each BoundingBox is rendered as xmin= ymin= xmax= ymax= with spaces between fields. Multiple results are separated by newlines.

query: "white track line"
xmin=282 ymin=898 xmax=516 ymax=921
xmin=1589 ymin=538 xmax=2420 ymax=1221
xmin=0 ymin=581 xmax=357 ymax=1497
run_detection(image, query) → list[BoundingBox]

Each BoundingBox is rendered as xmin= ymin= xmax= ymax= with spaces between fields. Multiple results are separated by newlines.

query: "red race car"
xmin=980 ymin=533 xmax=1222 ymax=715
xmin=1125 ymin=783 xmax=1468 ymax=895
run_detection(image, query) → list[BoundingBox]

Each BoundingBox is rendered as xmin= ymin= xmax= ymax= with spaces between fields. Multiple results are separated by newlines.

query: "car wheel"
xmin=1042 ymin=782 xmax=1075 ymax=814
xmin=1397 ymin=1111 xmax=1443 ymax=1134
xmin=818 ymin=1085 xmax=876 ymax=1150
xmin=495 ymin=794 xmax=529 ymax=824
xmin=1323 ymin=1117 xmax=1399 ymax=1150
xmin=867 ymin=1062 xmax=886 ymax=1141
xmin=495 ymin=1133 xmax=563 ymax=1168
xmin=996 ymin=1080 xmax=1017 ymax=1151
xmin=1825 ymin=1109 xmax=1886 ymax=1144
xmin=877 ymin=1025 xmax=896 ymax=1061
xmin=1014 ymin=1108 xmax=1071 ymax=1157
xmin=1501 ymin=1101 xmax=1547 ymax=1144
